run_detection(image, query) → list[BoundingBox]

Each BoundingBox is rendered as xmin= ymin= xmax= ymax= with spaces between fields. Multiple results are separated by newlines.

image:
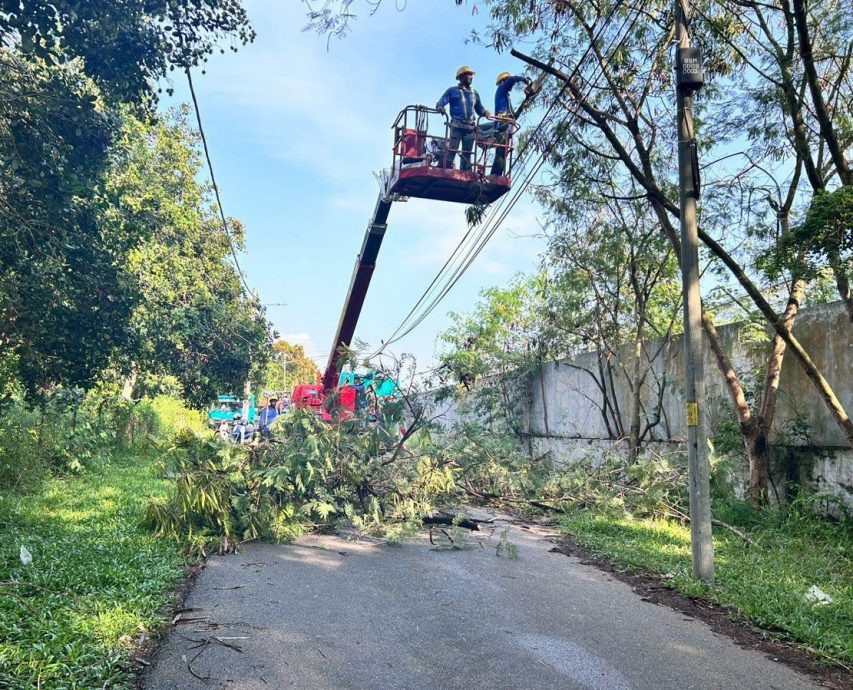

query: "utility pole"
xmin=282 ymin=353 xmax=288 ymax=392
xmin=675 ymin=0 xmax=714 ymax=582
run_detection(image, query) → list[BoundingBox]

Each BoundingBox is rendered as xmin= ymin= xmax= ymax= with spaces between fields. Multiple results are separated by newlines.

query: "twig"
xmin=711 ymin=519 xmax=760 ymax=548
xmin=186 ymin=635 xmax=245 ymax=681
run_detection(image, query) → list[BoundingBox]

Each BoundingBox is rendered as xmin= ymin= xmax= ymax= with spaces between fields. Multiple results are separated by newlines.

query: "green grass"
xmin=0 ymin=452 xmax=188 ymax=688
xmin=560 ymin=505 xmax=853 ymax=667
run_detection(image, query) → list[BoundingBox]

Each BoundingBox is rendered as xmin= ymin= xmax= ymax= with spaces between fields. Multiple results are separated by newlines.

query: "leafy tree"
xmin=105 ymin=109 xmax=272 ymax=408
xmin=542 ymin=195 xmax=681 ymax=462
xmin=0 ymin=0 xmax=255 ymax=400
xmin=439 ymin=274 xmax=545 ymax=437
xmin=261 ymin=341 xmax=321 ymax=394
xmin=0 ymin=0 xmax=255 ymax=102
xmin=0 ymin=52 xmax=135 ymax=397
xmin=477 ymin=0 xmax=852 ymax=503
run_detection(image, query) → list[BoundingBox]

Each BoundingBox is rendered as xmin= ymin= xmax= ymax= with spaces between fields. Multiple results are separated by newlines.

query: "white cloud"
xmin=280 ymin=331 xmax=317 ymax=354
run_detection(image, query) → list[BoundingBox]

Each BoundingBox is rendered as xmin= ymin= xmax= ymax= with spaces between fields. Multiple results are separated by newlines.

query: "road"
xmin=144 ymin=515 xmax=818 ymax=690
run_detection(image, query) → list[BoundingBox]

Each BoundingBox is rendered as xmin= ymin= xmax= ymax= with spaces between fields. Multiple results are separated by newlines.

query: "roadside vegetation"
xmin=0 ymin=3 xmax=271 ymax=686
xmin=0 ymin=395 xmax=204 ymax=688
xmin=561 ymin=506 xmax=853 ymax=667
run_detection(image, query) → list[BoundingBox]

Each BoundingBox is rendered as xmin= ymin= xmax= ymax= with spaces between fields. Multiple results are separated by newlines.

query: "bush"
xmin=0 ymin=389 xmax=203 ymax=491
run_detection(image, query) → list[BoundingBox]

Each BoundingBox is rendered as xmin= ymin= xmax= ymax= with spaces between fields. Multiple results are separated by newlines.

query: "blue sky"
xmin=162 ymin=0 xmax=547 ymax=372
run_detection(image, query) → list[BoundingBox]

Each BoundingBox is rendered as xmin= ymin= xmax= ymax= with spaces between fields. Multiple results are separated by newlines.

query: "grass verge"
xmin=0 ymin=451 xmax=188 ymax=688
xmin=559 ymin=504 xmax=853 ymax=668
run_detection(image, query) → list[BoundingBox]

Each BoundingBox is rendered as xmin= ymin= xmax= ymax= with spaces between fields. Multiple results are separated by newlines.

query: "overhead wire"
xmin=185 ymin=67 xmax=255 ymax=298
xmin=371 ymin=0 xmax=641 ymax=356
xmin=371 ymin=2 xmax=636 ymax=355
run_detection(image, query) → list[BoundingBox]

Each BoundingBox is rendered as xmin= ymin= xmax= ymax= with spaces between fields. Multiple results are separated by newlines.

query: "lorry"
xmin=208 ymin=394 xmax=257 ymax=429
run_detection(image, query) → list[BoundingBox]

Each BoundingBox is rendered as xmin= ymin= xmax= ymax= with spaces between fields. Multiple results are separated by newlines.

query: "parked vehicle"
xmin=208 ymin=394 xmax=257 ymax=430
xmin=290 ymin=384 xmax=323 ymax=412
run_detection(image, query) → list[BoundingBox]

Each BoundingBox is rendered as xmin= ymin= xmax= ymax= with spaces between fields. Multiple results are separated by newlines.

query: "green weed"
xmin=0 ymin=452 xmax=187 ymax=688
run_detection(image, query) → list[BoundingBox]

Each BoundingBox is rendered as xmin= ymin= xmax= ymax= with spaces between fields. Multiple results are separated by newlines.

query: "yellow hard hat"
xmin=456 ymin=65 xmax=475 ymax=79
xmin=496 ymin=71 xmax=512 ymax=85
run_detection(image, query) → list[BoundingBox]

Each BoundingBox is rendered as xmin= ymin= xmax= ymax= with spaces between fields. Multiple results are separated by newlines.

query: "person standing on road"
xmin=258 ymin=398 xmax=278 ymax=439
xmin=491 ymin=71 xmax=532 ymax=176
xmin=436 ymin=66 xmax=491 ymax=171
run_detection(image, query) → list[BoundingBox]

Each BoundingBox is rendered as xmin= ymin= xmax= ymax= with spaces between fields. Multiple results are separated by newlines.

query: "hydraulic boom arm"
xmin=322 ymin=194 xmax=393 ymax=391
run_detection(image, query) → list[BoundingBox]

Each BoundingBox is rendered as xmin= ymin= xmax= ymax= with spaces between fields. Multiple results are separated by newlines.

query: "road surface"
xmin=144 ymin=515 xmax=818 ymax=690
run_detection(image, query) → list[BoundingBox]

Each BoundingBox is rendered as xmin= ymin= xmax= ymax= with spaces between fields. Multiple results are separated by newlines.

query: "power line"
xmin=185 ymin=67 xmax=255 ymax=298
xmin=372 ymin=0 xmax=641 ymax=356
xmin=372 ymin=1 xmax=634 ymax=354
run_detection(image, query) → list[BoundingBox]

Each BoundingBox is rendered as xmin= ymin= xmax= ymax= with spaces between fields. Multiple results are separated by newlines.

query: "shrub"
xmin=0 ymin=389 xmax=203 ymax=490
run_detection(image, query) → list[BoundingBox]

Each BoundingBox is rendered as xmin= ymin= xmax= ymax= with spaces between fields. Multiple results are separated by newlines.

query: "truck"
xmin=208 ymin=394 xmax=257 ymax=429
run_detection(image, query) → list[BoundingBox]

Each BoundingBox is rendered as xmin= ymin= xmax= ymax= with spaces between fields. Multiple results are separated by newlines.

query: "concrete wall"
xmin=437 ymin=301 xmax=852 ymax=509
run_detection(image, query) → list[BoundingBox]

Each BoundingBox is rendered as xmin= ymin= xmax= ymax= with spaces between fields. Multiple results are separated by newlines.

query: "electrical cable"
xmin=185 ymin=67 xmax=255 ymax=298
xmin=371 ymin=0 xmax=641 ymax=356
xmin=372 ymin=1 xmax=636 ymax=355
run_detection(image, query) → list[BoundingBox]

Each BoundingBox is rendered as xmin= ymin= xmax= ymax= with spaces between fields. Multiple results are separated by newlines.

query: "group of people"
xmin=435 ymin=66 xmax=533 ymax=174
xmin=216 ymin=396 xmax=287 ymax=444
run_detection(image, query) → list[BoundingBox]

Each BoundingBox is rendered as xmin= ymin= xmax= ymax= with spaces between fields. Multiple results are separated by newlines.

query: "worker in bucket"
xmin=490 ymin=71 xmax=532 ymax=176
xmin=436 ymin=66 xmax=491 ymax=171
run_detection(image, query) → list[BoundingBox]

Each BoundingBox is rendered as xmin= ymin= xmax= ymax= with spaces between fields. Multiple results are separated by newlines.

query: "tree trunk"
xmin=539 ymin=364 xmax=551 ymax=437
xmin=627 ymin=338 xmax=643 ymax=464
xmin=699 ymin=229 xmax=853 ymax=445
xmin=121 ymin=366 xmax=138 ymax=401
xmin=833 ymin=265 xmax=853 ymax=322
xmin=747 ymin=278 xmax=807 ymax=506
xmin=745 ymin=420 xmax=771 ymax=506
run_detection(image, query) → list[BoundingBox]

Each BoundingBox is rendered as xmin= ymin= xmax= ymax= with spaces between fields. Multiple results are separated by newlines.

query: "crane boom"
xmin=322 ymin=194 xmax=393 ymax=391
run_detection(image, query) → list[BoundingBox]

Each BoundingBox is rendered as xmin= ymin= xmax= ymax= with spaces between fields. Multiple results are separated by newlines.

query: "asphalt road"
xmin=144 ymin=516 xmax=818 ymax=690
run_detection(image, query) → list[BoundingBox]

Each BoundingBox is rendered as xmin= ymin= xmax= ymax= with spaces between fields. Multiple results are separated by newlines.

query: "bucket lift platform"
xmin=323 ymin=105 xmax=519 ymax=391
xmin=384 ymin=105 xmax=517 ymax=205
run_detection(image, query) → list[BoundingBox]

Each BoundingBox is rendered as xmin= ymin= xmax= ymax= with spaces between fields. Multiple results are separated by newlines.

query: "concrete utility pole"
xmin=675 ymin=0 xmax=714 ymax=582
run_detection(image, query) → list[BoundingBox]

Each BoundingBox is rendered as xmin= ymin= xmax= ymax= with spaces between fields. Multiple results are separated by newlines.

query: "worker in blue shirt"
xmin=258 ymin=398 xmax=278 ymax=439
xmin=436 ymin=66 xmax=491 ymax=171
xmin=491 ymin=71 xmax=532 ymax=176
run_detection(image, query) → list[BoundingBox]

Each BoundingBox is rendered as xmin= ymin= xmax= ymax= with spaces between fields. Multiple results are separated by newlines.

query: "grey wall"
xmin=437 ymin=301 xmax=852 ymax=509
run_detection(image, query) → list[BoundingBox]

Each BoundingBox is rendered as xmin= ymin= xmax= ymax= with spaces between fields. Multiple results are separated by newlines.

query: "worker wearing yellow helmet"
xmin=436 ymin=66 xmax=491 ymax=171
xmin=490 ymin=71 xmax=533 ymax=175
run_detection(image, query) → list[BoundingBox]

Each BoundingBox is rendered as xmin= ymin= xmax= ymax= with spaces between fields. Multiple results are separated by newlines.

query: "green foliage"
xmin=147 ymin=410 xmax=461 ymax=555
xmin=0 ymin=2 xmax=266 ymax=404
xmin=763 ymin=187 xmax=853 ymax=281
xmin=0 ymin=0 xmax=255 ymax=104
xmin=495 ymin=526 xmax=519 ymax=559
xmin=0 ymin=453 xmax=186 ymax=688
xmin=111 ymin=109 xmax=272 ymax=407
xmin=0 ymin=390 xmax=203 ymax=491
xmin=0 ymin=51 xmax=136 ymax=398
xmin=447 ymin=422 xmax=547 ymax=498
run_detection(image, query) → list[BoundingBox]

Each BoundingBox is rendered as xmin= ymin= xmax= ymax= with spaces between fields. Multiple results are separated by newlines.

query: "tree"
xmin=261 ymin=341 xmax=321 ymax=393
xmin=541 ymin=194 xmax=681 ymax=463
xmin=1 ymin=0 xmax=255 ymax=103
xmin=0 ymin=0 xmax=256 ymax=400
xmin=105 ymin=109 xmax=272 ymax=408
xmin=439 ymin=274 xmax=546 ymax=437
xmin=0 ymin=52 xmax=135 ymax=397
xmin=482 ymin=0 xmax=852 ymax=504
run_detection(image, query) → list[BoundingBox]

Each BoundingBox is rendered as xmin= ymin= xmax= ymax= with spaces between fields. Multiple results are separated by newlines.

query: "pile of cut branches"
xmin=147 ymin=407 xmax=460 ymax=555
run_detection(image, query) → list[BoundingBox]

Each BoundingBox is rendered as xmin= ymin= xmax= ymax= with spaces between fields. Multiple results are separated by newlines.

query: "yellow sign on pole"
xmin=686 ymin=402 xmax=699 ymax=427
